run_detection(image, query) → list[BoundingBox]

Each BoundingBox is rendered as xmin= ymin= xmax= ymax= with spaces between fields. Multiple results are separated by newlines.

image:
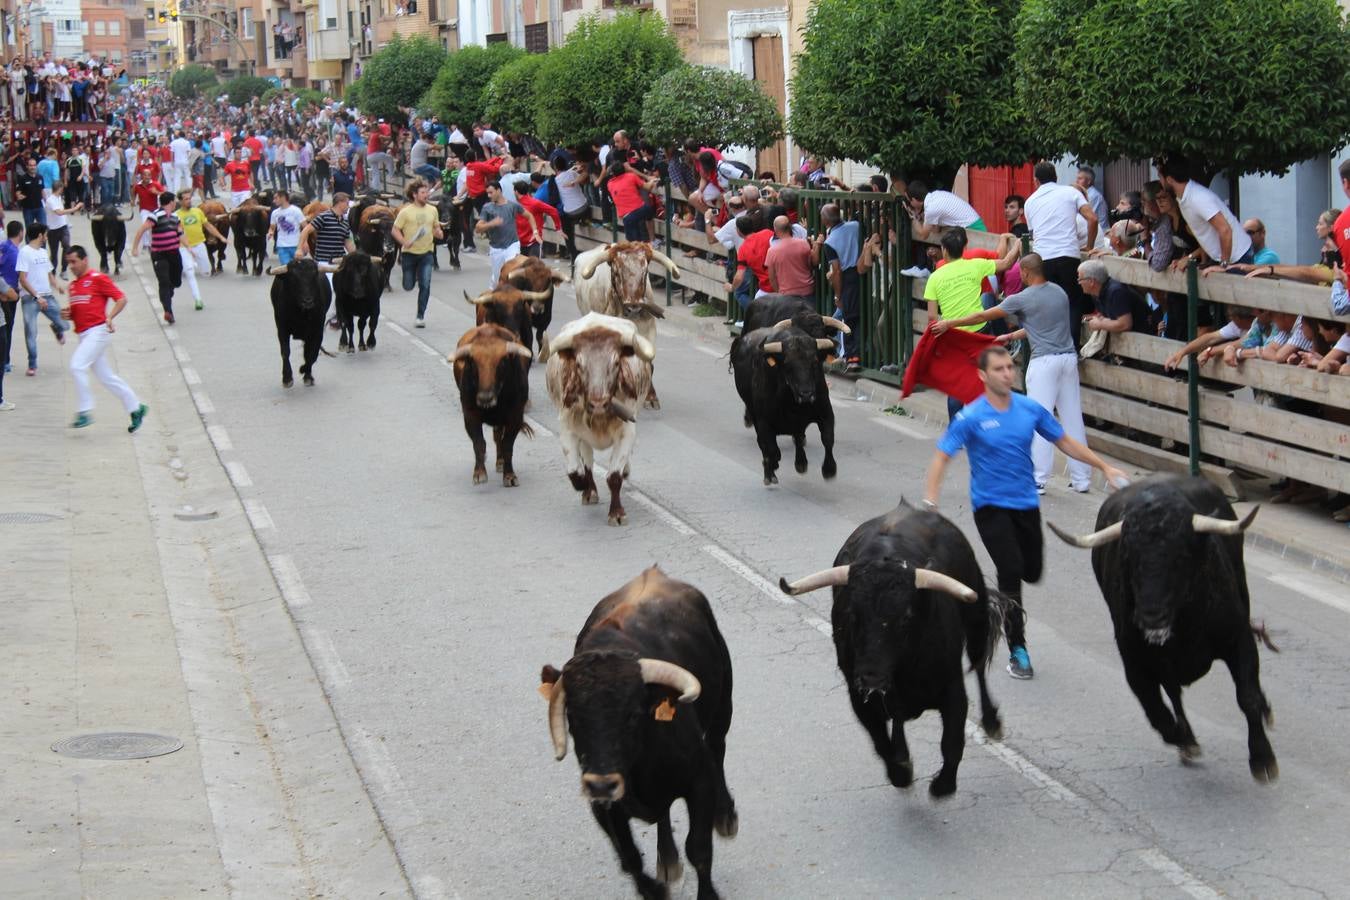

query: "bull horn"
xmin=465 ymin=290 xmax=495 ymax=305
xmin=547 ymin=681 xmax=568 ymax=760
xmin=640 ymin=302 xmax=667 ymax=319
xmin=816 ymin=338 xmax=837 ymax=351
xmin=451 ymin=346 xmax=473 ymax=362
xmin=771 ymin=318 xmax=793 ymax=331
xmin=550 ymin=331 xmax=576 ymax=354
xmin=318 ymin=263 xmax=338 ymax=273
xmin=266 ymin=265 xmax=289 ymax=275
xmin=516 ymin=289 xmax=551 ymax=302
xmin=821 ymin=316 xmax=852 ymax=334
xmin=90 ymin=214 xmax=104 ymax=221
xmin=1192 ymin=507 xmax=1259 ymax=536
xmin=778 ymin=565 xmax=850 ymax=595
xmin=648 ymin=248 xmax=681 ymax=277
xmin=762 ymin=341 xmax=783 ymax=354
xmin=1047 ymin=519 xmax=1124 ymax=549
xmin=122 ymin=210 xmax=137 ymax=221
xmin=578 ymin=253 xmax=605 ymax=280
xmin=506 ymin=342 xmax=533 ymax=359
xmin=914 ymin=568 xmax=978 ymax=603
xmin=638 ymin=659 xmax=701 ymax=703
xmin=632 ymin=334 xmax=656 ymax=361
xmin=608 ymin=399 xmax=637 ymax=422
xmin=552 ymin=271 xmax=572 ymax=284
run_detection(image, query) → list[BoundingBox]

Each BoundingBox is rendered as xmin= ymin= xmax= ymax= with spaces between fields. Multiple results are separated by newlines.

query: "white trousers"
xmin=139 ymin=209 xmax=155 ymax=249
xmin=1026 ymin=351 xmax=1091 ymax=489
xmin=70 ymin=324 xmax=140 ymax=414
xmin=230 ymin=190 xmax=251 ymax=209
xmin=172 ymin=162 xmax=190 ymax=192
xmin=180 ymin=244 xmax=208 ymax=301
xmin=488 ymin=242 xmax=520 ymax=289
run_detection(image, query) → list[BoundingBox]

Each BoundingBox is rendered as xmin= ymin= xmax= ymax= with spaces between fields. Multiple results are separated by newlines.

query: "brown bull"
xmin=451 ymin=324 xmax=534 ymax=487
xmin=301 ymin=200 xmax=331 ymax=256
xmin=499 ymin=256 xmax=570 ymax=360
xmin=357 ymin=204 xmax=399 ymax=290
xmin=464 ymin=285 xmax=554 ymax=361
xmin=200 ymin=199 xmax=229 ymax=275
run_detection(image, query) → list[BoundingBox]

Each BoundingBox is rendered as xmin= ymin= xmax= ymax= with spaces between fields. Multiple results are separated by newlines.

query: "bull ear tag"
xmin=653 ymin=698 xmax=677 ymax=721
xmin=765 ymin=357 xmax=777 ymax=368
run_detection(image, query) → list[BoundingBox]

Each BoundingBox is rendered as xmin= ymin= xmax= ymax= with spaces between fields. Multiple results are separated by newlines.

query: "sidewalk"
xmin=653 ymin=296 xmax=1350 ymax=583
xmin=0 ymin=228 xmax=410 ymax=898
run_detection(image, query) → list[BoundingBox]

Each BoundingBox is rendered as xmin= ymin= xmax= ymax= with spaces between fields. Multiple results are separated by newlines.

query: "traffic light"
xmin=157 ymin=10 xmax=166 ymax=22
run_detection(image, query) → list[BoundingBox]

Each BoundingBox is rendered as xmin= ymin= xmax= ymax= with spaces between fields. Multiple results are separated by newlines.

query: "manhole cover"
xmin=0 ymin=512 xmax=62 ymax=524
xmin=51 ymin=732 xmax=183 ymax=760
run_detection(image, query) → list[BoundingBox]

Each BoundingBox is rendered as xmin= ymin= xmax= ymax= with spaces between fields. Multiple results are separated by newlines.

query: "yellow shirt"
xmin=176 ymin=207 xmax=208 ymax=247
xmin=393 ymin=202 xmax=438 ymax=255
xmin=922 ymin=257 xmax=995 ymax=331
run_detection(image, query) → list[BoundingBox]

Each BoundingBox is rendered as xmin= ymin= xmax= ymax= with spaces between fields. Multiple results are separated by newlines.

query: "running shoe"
xmin=1007 ymin=646 xmax=1034 ymax=680
xmin=52 ymin=323 xmax=65 ymax=345
xmin=195 ymin=299 xmax=204 ymax=311
xmin=164 ymin=312 xmax=175 ymax=325
xmin=128 ymin=404 xmax=148 ymax=433
xmin=72 ymin=412 xmax=93 ymax=428
xmin=0 ymin=400 xmax=15 ymax=411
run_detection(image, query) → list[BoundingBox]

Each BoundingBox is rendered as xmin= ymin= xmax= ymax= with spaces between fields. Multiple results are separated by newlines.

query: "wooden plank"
xmin=1080 ymin=360 xmax=1350 ymax=458
xmin=1085 ymin=428 xmax=1245 ymax=500
xmin=1080 ymin=390 xmax=1350 ymax=492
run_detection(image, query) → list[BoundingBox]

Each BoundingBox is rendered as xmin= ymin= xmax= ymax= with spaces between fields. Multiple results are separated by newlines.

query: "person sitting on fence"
xmin=1162 ymin=305 xmax=1258 ymax=371
xmin=1229 ymin=209 xmax=1340 ymax=284
xmin=765 ymin=215 xmax=817 ymax=301
xmin=603 ymin=160 xmax=659 ymax=243
xmin=1077 ymin=258 xmax=1154 ymax=336
xmin=905 ymin=179 xmax=985 ymax=241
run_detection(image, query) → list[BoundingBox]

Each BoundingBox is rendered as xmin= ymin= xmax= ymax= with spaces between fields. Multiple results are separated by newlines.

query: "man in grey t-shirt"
xmin=475 ymin=179 xmax=526 ymax=288
xmin=929 ymin=253 xmax=1092 ymax=492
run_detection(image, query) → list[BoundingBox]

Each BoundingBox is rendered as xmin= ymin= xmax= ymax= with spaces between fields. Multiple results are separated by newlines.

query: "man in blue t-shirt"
xmin=923 ymin=345 xmax=1127 ymax=679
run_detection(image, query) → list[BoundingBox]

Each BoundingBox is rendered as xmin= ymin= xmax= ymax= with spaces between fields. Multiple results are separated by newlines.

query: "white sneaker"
xmin=900 ymin=266 xmax=931 ymax=278
xmin=1071 ymin=484 xmax=1091 ymax=494
xmin=1036 ymin=482 xmax=1046 ymax=495
xmin=0 ymin=400 xmax=15 ymax=411
xmin=414 ymin=318 xmax=426 ymax=328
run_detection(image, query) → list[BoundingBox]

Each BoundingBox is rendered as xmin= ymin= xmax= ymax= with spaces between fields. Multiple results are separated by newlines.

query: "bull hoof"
xmin=608 ymin=510 xmax=627 ymax=526
xmin=359 ymin=342 xmax=368 ymax=351
xmin=929 ymin=772 xmax=957 ymax=798
xmin=743 ymin=414 xmax=752 ymax=428
xmin=283 ymin=379 xmax=293 ymax=388
xmin=645 ymin=397 xmax=661 ymax=411
xmin=1250 ymin=757 xmax=1279 ymax=783
xmin=656 ymin=857 xmax=682 ymax=884
xmin=366 ymin=336 xmax=376 ymax=350
xmin=503 ymin=473 xmax=518 ymax=487
xmin=982 ymin=714 xmax=1004 ymax=742
xmin=582 ymin=490 xmax=599 ymax=505
xmin=794 ymin=456 xmax=808 ymax=474
xmin=822 ymin=459 xmax=838 ymax=480
xmin=887 ymin=759 xmax=914 ymax=788
xmin=472 ymin=468 xmax=488 ymax=485
xmin=714 ymin=808 xmax=739 ymax=838
xmin=303 ymin=375 xmax=315 ymax=386
xmin=1178 ymin=744 xmax=1203 ymax=764
xmin=763 ymin=473 xmax=778 ymax=486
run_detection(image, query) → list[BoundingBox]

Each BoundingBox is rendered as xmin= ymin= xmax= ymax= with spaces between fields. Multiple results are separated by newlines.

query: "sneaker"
xmin=52 ymin=324 xmax=65 ymax=345
xmin=900 ymin=265 xmax=931 ymax=278
xmin=72 ymin=412 xmax=92 ymax=428
xmin=26 ymin=367 xmax=35 ymax=376
xmin=414 ymin=318 xmax=426 ymax=328
xmin=1071 ymin=484 xmax=1091 ymax=494
xmin=195 ymin=299 xmax=204 ymax=311
xmin=1036 ymin=482 xmax=1047 ymax=495
xmin=463 ymin=246 xmax=477 ymax=253
xmin=1007 ymin=646 xmax=1034 ymax=680
xmin=845 ymin=357 xmax=862 ymax=374
xmin=128 ymin=403 xmax=148 ymax=433
xmin=0 ymin=400 xmax=15 ymax=411
xmin=164 ymin=311 xmax=175 ymax=325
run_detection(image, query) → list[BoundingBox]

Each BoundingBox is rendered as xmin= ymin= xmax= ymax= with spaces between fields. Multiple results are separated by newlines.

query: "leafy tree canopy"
xmin=640 ymin=65 xmax=783 ymax=151
xmin=348 ymin=35 xmax=447 ymax=123
xmin=221 ymin=75 xmax=272 ymax=107
xmin=789 ymin=0 xmax=1031 ymax=188
xmin=482 ymin=53 xmax=547 ymax=135
xmin=1015 ymin=0 xmax=1350 ymax=181
xmin=534 ymin=11 xmax=684 ymax=148
xmin=424 ymin=42 xmax=527 ymax=130
xmin=169 ymin=64 xmax=218 ymax=100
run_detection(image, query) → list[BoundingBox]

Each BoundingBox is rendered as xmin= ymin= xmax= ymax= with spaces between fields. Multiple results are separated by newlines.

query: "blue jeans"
xmin=277 ymin=246 xmax=297 ymax=265
xmin=414 ymin=164 xmax=441 ymax=183
xmin=22 ymin=293 xmax=65 ymax=368
xmin=99 ymin=177 xmax=118 ymax=206
xmin=22 ymin=207 xmax=46 ymax=231
xmin=401 ymin=252 xmax=434 ymax=317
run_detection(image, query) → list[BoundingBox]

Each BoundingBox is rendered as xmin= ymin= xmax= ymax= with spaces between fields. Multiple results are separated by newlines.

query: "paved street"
xmin=6 ymin=219 xmax=1350 ymax=899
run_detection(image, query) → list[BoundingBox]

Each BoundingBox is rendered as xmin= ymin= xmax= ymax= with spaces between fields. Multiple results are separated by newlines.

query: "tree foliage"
xmin=640 ymin=65 xmax=783 ymax=151
xmin=423 ymin=43 xmax=526 ymax=129
xmin=347 ymin=35 xmax=447 ymax=123
xmin=1015 ymin=0 xmax=1350 ymax=181
xmin=533 ymin=11 xmax=683 ymax=147
xmin=789 ymin=0 xmax=1031 ymax=187
xmin=169 ymin=64 xmax=218 ymax=100
xmin=221 ymin=75 xmax=272 ymax=107
xmin=482 ymin=53 xmax=546 ymax=135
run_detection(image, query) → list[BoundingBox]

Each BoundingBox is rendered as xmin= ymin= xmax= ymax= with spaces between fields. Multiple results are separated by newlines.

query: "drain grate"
xmin=0 ymin=512 xmax=62 ymax=525
xmin=51 ymin=732 xmax=183 ymax=760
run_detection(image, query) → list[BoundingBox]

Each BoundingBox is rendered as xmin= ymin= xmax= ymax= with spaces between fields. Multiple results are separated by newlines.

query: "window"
xmin=524 ymin=22 xmax=547 ymax=53
xmin=562 ymin=0 xmax=581 ymax=9
xmin=94 ymin=21 xmax=106 ymax=35
xmin=110 ymin=21 xmax=121 ymax=35
xmin=319 ymin=0 xmax=337 ymax=28
xmin=130 ymin=18 xmax=145 ymax=38
xmin=111 ymin=50 xmax=123 ymax=62
xmin=240 ymin=7 xmax=254 ymax=38
xmin=485 ymin=31 xmax=507 ymax=43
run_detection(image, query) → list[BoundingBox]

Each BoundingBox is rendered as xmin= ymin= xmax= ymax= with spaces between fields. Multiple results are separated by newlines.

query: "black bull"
xmin=334 ymin=251 xmax=386 ymax=353
xmin=269 ymin=257 xmax=334 ymax=387
xmin=780 ymin=502 xmax=1005 ymax=799
xmin=90 ymin=206 xmax=133 ymax=275
xmin=232 ymin=205 xmax=268 ymax=276
xmin=1048 ymin=475 xmax=1278 ymax=781
xmin=540 ymin=566 xmax=737 ymax=900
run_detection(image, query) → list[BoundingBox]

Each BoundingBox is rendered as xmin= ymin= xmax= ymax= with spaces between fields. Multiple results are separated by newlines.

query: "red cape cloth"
xmin=901 ymin=326 xmax=998 ymax=405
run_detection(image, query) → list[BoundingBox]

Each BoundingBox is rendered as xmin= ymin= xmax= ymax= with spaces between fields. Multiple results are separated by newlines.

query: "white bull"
xmin=545 ymin=312 xmax=655 ymax=526
xmin=573 ymin=241 xmax=680 ymax=410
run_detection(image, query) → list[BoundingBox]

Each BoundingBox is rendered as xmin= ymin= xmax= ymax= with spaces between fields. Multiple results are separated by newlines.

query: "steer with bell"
xmin=539 ymin=565 xmax=737 ymax=900
xmin=779 ymin=501 xmax=1004 ymax=798
xmin=1048 ymin=475 xmax=1278 ymax=781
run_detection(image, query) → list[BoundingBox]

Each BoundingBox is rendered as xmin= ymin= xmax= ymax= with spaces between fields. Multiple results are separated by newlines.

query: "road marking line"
xmin=964 ymin=722 xmax=1082 ymax=805
xmin=242 ymin=499 xmax=274 ymax=531
xmin=1134 ymin=849 xmax=1222 ymax=900
xmin=701 ymin=544 xmax=833 ymax=637
xmin=625 ymin=490 xmax=697 ymax=536
xmin=191 ymin=390 xmax=215 ymax=414
xmin=173 ymin=345 xmax=191 ymax=362
xmin=411 ymin=338 xmax=440 ymax=357
xmin=870 ymin=415 xmax=932 ymax=440
xmin=305 ymin=629 xmax=352 ymax=689
xmin=387 ymin=321 xmax=410 ymax=336
xmin=267 ymin=554 xmax=311 ymax=608
xmin=225 ymin=461 xmax=253 ymax=488
xmin=1266 ymin=571 xmax=1350 ymax=616
xmin=164 ymin=327 xmax=178 ymax=342
xmin=694 ymin=345 xmax=724 ymax=358
xmin=182 ymin=366 xmax=201 ymax=385
xmin=206 ymin=424 xmax=233 ymax=452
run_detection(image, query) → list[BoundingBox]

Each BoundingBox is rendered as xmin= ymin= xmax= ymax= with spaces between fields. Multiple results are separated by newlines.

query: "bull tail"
xmin=1251 ymin=619 xmax=1280 ymax=653
xmin=319 ymin=346 xmax=337 ymax=358
xmin=973 ymin=587 xmax=1009 ymax=672
xmin=519 ymin=420 xmax=535 ymax=440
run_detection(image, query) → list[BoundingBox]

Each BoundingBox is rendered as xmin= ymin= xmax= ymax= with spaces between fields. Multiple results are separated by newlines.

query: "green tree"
xmin=347 ymin=35 xmax=446 ymax=123
xmin=640 ymin=65 xmax=782 ymax=151
xmin=789 ymin=0 xmax=1031 ymax=187
xmin=169 ymin=64 xmax=218 ymax=100
xmin=533 ymin=11 xmax=683 ymax=147
xmin=1015 ymin=0 xmax=1350 ymax=182
xmin=481 ymin=53 xmax=546 ymax=135
xmin=221 ymin=75 xmax=272 ymax=107
xmin=423 ymin=43 xmax=526 ymax=129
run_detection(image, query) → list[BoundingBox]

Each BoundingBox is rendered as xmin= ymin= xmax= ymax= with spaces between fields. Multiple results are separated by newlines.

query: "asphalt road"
xmin=128 ymin=242 xmax=1350 ymax=899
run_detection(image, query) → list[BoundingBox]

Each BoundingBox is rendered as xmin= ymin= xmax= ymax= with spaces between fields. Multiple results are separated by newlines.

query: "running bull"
xmin=451 ymin=324 xmax=533 ymax=486
xmin=269 ymin=256 xmax=336 ymax=387
xmin=89 ymin=204 xmax=136 ymax=276
xmin=231 ymin=200 xmax=269 ymax=276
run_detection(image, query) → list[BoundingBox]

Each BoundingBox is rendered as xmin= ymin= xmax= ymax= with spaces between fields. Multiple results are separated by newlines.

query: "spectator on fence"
xmin=821 ymin=202 xmax=863 ymax=372
xmin=1162 ymin=306 xmax=1257 ymax=371
xmin=732 ymin=213 xmax=773 ymax=304
xmin=1243 ymin=218 xmax=1280 ymax=265
xmin=1025 ymin=161 xmax=1098 ymax=339
xmin=906 ymin=179 xmax=984 ymax=241
xmin=765 ymin=215 xmax=817 ymax=300
xmin=1231 ymin=208 xmax=1340 ymax=284
xmin=1005 ymin=194 xmax=1029 ymax=237
xmin=1260 ymin=312 xmax=1315 ymax=364
xmin=604 ymin=160 xmax=659 ymax=243
xmin=1078 ymin=258 xmax=1153 ymax=336
xmin=1216 ymin=309 xmax=1276 ymax=367
xmin=1076 ymin=165 xmax=1109 ymax=232
xmin=553 ymin=159 xmax=591 ymax=262
xmin=517 ymin=190 xmax=560 ymax=260
xmin=1308 ymin=320 xmax=1349 ymax=374
xmin=1156 ymin=155 xmax=1252 ymax=270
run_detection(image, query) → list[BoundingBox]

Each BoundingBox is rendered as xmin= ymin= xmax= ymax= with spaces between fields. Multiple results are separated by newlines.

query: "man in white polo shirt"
xmin=905 ymin=179 xmax=984 ymax=241
xmin=1157 ymin=155 xmax=1252 ymax=270
xmin=1024 ymin=160 xmax=1099 ymax=342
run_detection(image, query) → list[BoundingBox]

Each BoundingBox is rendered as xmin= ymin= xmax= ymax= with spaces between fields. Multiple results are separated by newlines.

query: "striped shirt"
xmin=149 ymin=211 xmax=183 ymax=254
xmin=310 ymin=210 xmax=351 ymax=263
xmin=1271 ymin=316 xmax=1315 ymax=351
